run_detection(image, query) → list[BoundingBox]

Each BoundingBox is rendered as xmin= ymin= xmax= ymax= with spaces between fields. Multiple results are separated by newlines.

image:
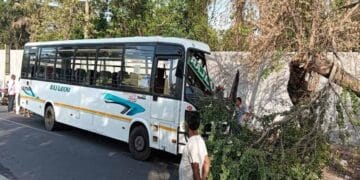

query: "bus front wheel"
xmin=44 ymin=106 xmax=59 ymax=131
xmin=129 ymin=126 xmax=151 ymax=160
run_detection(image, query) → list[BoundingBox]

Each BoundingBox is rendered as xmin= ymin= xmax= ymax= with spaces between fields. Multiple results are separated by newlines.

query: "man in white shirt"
xmin=7 ymin=74 xmax=16 ymax=112
xmin=179 ymin=112 xmax=210 ymax=180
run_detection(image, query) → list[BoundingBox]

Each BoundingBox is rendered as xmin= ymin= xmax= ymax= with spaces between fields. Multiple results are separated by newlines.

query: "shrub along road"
xmin=0 ymin=106 xmax=179 ymax=180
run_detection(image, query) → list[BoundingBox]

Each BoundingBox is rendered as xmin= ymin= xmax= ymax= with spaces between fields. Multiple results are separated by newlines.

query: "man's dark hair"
xmin=236 ymin=97 xmax=242 ymax=103
xmin=186 ymin=111 xmax=201 ymax=130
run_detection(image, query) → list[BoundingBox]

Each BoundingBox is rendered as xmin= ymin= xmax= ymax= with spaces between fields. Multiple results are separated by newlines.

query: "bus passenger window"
xmin=57 ymin=47 xmax=75 ymax=83
xmin=123 ymin=46 xmax=154 ymax=92
xmin=74 ymin=47 xmax=96 ymax=85
xmin=37 ymin=47 xmax=56 ymax=80
xmin=154 ymin=57 xmax=182 ymax=98
xmin=21 ymin=49 xmax=30 ymax=78
xmin=21 ymin=47 xmax=37 ymax=78
xmin=95 ymin=46 xmax=123 ymax=88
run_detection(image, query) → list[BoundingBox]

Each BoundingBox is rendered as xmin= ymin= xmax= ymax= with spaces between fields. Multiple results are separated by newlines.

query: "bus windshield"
xmin=185 ymin=50 xmax=212 ymax=107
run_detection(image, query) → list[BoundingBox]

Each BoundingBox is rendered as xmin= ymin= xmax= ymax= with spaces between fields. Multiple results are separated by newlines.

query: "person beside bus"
xmin=7 ymin=74 xmax=16 ymax=112
xmin=235 ymin=97 xmax=250 ymax=126
xmin=179 ymin=112 xmax=210 ymax=180
xmin=0 ymin=80 xmax=2 ymax=98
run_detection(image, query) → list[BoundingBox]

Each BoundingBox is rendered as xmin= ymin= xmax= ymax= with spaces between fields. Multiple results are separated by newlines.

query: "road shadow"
xmin=6 ymin=113 xmax=180 ymax=163
xmin=0 ymin=161 xmax=17 ymax=180
xmin=1 ymin=107 xmax=180 ymax=179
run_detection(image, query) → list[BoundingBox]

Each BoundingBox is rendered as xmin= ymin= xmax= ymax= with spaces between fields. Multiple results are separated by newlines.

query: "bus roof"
xmin=25 ymin=36 xmax=211 ymax=53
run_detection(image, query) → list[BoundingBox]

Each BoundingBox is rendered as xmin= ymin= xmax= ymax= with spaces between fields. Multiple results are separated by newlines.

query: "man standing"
xmin=7 ymin=74 xmax=16 ymax=112
xmin=179 ymin=112 xmax=210 ymax=180
xmin=0 ymin=80 xmax=2 ymax=98
xmin=235 ymin=97 xmax=249 ymax=126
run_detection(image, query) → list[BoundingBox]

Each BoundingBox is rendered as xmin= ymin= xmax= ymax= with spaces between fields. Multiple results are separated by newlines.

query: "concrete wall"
xmin=207 ymin=52 xmax=293 ymax=115
xmin=0 ymin=50 xmax=23 ymax=89
xmin=207 ymin=52 xmax=360 ymax=115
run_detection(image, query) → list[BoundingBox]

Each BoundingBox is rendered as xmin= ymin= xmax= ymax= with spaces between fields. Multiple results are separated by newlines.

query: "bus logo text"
xmin=50 ymin=85 xmax=71 ymax=93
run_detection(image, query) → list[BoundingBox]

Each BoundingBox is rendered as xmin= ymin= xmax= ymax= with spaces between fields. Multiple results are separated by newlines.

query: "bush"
xmin=199 ymin=90 xmax=332 ymax=179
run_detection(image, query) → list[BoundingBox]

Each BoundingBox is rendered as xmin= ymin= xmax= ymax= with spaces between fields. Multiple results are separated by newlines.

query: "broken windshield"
xmin=185 ymin=50 xmax=213 ymax=107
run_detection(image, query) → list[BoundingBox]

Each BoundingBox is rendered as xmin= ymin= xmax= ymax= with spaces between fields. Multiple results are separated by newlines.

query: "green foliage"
xmin=349 ymin=91 xmax=360 ymax=118
xmin=0 ymin=0 xmax=217 ymax=50
xmin=260 ymin=50 xmax=285 ymax=80
xmin=334 ymin=0 xmax=345 ymax=8
xmin=199 ymin=90 xmax=332 ymax=179
xmin=219 ymin=24 xmax=252 ymax=51
xmin=142 ymin=0 xmax=189 ymax=37
xmin=103 ymin=0 xmax=150 ymax=37
xmin=21 ymin=0 xmax=89 ymax=41
xmin=0 ymin=1 xmax=30 ymax=48
xmin=340 ymin=89 xmax=360 ymax=127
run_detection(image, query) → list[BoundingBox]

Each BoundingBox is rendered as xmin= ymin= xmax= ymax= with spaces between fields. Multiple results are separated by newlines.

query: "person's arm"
xmin=191 ymin=163 xmax=201 ymax=180
xmin=188 ymin=142 xmax=202 ymax=180
xmin=202 ymin=155 xmax=210 ymax=180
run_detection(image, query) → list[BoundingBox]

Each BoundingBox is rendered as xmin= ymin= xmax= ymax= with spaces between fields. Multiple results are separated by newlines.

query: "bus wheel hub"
xmin=134 ymin=136 xmax=145 ymax=151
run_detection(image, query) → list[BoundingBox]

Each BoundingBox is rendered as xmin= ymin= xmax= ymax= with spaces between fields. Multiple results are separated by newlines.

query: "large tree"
xmin=0 ymin=1 xmax=30 ymax=49
xmin=99 ymin=0 xmax=219 ymax=48
xmin=1 ymin=0 xmax=220 ymax=48
xmin=231 ymin=0 xmax=360 ymax=102
xmin=28 ymin=0 xmax=89 ymax=41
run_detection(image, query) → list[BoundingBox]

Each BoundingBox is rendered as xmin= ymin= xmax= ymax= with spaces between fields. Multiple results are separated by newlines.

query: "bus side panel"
xmin=20 ymin=80 xmax=87 ymax=128
xmin=83 ymin=87 xmax=151 ymax=143
xmin=20 ymin=79 xmax=44 ymax=116
xmin=20 ymin=79 xmax=179 ymax=154
xmin=54 ymin=102 xmax=77 ymax=126
xmin=150 ymin=97 xmax=181 ymax=154
xmin=158 ymin=122 xmax=178 ymax=154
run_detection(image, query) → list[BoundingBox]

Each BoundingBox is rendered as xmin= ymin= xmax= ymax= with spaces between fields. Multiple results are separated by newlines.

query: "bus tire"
xmin=129 ymin=126 xmax=151 ymax=161
xmin=44 ymin=105 xmax=59 ymax=131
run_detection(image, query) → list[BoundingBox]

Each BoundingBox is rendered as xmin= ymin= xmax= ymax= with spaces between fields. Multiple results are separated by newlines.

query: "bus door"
xmin=150 ymin=56 xmax=183 ymax=154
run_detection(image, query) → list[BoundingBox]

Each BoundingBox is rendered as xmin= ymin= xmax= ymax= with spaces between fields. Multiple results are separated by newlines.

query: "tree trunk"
xmin=287 ymin=61 xmax=316 ymax=105
xmin=308 ymin=55 xmax=360 ymax=97
xmin=288 ymin=54 xmax=360 ymax=105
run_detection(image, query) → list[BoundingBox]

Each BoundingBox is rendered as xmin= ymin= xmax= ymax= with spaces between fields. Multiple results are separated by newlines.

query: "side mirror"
xmin=153 ymin=95 xmax=158 ymax=101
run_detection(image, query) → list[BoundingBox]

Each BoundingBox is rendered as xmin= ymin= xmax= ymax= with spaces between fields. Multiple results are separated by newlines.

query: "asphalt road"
xmin=0 ymin=106 xmax=180 ymax=180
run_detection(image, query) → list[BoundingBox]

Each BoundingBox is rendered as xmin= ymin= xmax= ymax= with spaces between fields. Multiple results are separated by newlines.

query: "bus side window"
xmin=154 ymin=57 xmax=182 ymax=98
xmin=95 ymin=46 xmax=123 ymax=88
xmin=74 ymin=47 xmax=96 ymax=85
xmin=38 ymin=47 xmax=56 ymax=80
xmin=21 ymin=48 xmax=30 ymax=78
xmin=21 ymin=47 xmax=38 ymax=79
xmin=123 ymin=46 xmax=154 ymax=92
xmin=57 ymin=47 xmax=75 ymax=83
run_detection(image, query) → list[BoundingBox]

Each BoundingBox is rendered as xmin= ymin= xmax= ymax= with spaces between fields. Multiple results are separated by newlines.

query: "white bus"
xmin=19 ymin=36 xmax=213 ymax=160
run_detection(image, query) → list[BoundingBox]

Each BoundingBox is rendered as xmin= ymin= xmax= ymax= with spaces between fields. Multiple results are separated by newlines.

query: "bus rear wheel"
xmin=129 ymin=126 xmax=151 ymax=161
xmin=44 ymin=106 xmax=59 ymax=131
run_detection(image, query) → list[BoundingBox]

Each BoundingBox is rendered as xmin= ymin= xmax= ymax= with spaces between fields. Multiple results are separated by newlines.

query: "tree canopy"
xmin=0 ymin=0 xmax=220 ymax=49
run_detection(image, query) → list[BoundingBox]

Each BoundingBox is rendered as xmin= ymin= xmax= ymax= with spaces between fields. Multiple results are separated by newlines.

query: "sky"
xmin=208 ymin=0 xmax=260 ymax=31
xmin=208 ymin=0 xmax=233 ymax=31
